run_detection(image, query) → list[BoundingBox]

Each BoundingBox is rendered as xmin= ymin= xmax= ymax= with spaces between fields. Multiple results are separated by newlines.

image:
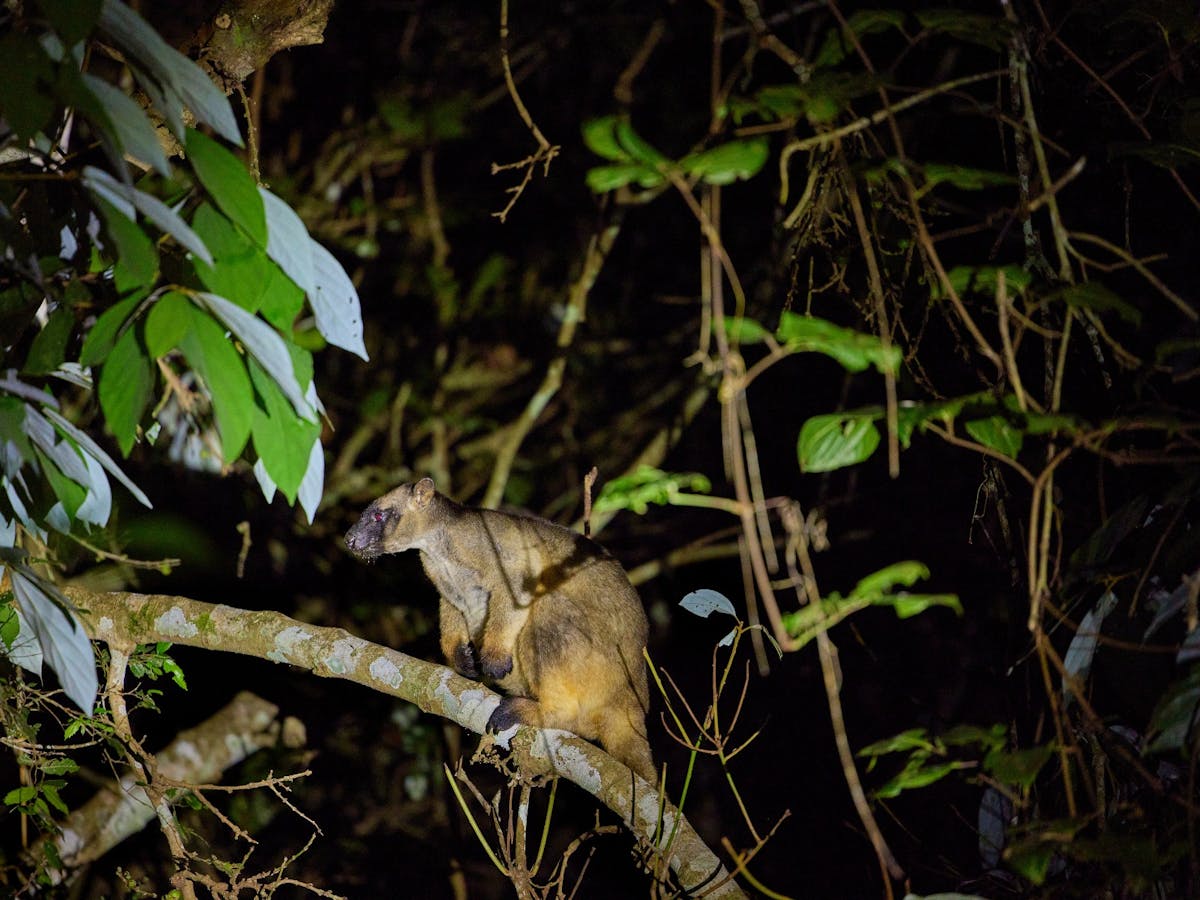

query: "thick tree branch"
xmin=65 ymin=588 xmax=745 ymax=899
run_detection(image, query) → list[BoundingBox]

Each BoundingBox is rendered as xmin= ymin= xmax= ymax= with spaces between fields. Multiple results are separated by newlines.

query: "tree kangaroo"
xmin=345 ymin=478 xmax=654 ymax=782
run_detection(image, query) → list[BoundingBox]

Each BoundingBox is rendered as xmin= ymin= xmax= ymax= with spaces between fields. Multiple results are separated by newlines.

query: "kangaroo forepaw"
xmin=480 ymin=651 xmax=513 ymax=681
xmin=452 ymin=642 xmax=479 ymax=679
xmin=486 ymin=697 xmax=527 ymax=733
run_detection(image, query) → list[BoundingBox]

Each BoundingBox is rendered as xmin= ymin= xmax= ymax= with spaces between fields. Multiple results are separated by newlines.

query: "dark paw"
xmin=480 ymin=651 xmax=513 ymax=681
xmin=452 ymin=643 xmax=479 ymax=679
xmin=486 ymin=697 xmax=524 ymax=733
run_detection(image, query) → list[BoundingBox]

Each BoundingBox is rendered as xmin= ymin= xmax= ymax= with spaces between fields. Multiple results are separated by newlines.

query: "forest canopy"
xmin=2 ymin=0 xmax=1199 ymax=897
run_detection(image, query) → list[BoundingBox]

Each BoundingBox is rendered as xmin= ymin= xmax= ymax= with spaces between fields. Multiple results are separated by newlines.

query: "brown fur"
xmin=345 ymin=478 xmax=654 ymax=782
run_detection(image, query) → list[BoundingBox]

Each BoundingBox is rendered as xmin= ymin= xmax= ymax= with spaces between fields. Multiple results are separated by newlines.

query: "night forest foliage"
xmin=2 ymin=0 xmax=1200 ymax=897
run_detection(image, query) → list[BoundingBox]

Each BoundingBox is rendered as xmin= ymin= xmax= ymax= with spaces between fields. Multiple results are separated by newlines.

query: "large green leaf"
xmin=248 ymin=359 xmax=320 ymax=501
xmin=586 ymin=163 xmax=664 ymax=192
xmin=850 ymin=561 xmax=932 ymax=599
xmin=797 ymin=410 xmax=882 ymax=473
xmin=186 ymin=129 xmax=266 ymax=245
xmin=178 ymin=304 xmax=254 ymax=463
xmin=98 ymin=0 xmax=241 ymax=145
xmin=914 ymin=10 xmax=1014 ymax=51
xmin=964 ymin=415 xmax=1023 ymax=458
xmin=594 ymin=465 xmax=713 ymax=514
xmin=1045 ymin=281 xmax=1141 ymax=326
xmin=814 ymin=9 xmax=906 ymax=68
xmin=9 ymin=570 xmax=97 ymax=713
xmin=0 ymin=32 xmax=56 ymax=139
xmin=79 ymin=293 xmax=142 ymax=366
xmin=984 ymin=743 xmax=1055 ymax=789
xmin=681 ymin=138 xmax=769 ymax=185
xmin=143 ymin=291 xmax=192 ymax=357
xmin=933 ymin=265 xmax=1032 ymax=299
xmin=37 ymin=0 xmax=103 ymax=45
xmin=23 ymin=308 xmax=74 ymax=376
xmin=922 ymin=163 xmax=1016 ymax=191
xmin=1146 ymin=668 xmax=1200 ymax=754
xmin=582 ymin=116 xmax=627 ymax=161
xmin=258 ymin=186 xmax=315 ymax=296
xmin=35 ymin=446 xmax=86 ymax=518
xmin=190 ymin=203 xmax=272 ymax=313
xmin=99 ymin=327 xmax=153 ymax=456
xmin=92 ymin=197 xmax=158 ymax=295
xmin=309 ymin=239 xmax=368 ymax=360
xmin=83 ymin=166 xmax=213 ymax=265
xmin=193 ymin=292 xmax=314 ymax=421
xmin=776 ymin=312 xmax=900 ymax=374
xmin=82 ymin=73 xmax=170 ymax=176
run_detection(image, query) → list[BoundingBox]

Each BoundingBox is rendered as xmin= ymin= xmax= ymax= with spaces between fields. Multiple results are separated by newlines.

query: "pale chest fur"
xmin=419 ymin=551 xmax=491 ymax=637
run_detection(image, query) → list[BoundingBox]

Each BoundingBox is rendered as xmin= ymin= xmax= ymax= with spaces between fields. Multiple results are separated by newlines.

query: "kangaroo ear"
xmin=412 ymin=477 xmax=436 ymax=508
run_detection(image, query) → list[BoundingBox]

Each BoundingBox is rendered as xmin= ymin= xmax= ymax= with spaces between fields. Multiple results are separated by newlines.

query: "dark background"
xmin=7 ymin=0 xmax=1200 ymax=897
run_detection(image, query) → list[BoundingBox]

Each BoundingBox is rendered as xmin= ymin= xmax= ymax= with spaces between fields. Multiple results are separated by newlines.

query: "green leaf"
xmin=681 ymin=138 xmax=769 ymax=185
xmin=257 ymin=261 xmax=307 ymax=332
xmin=79 ymin=293 xmax=142 ymax=367
xmin=850 ymin=561 xmax=931 ymax=599
xmin=922 ymin=163 xmax=1016 ymax=191
xmin=38 ymin=757 xmax=79 ymax=776
xmin=194 ymin=292 xmax=314 ymax=421
xmin=41 ymin=782 xmax=68 ymax=815
xmin=680 ymin=589 xmax=737 ymax=619
xmin=594 ymin=465 xmax=713 ymax=515
xmin=965 ymin=415 xmax=1023 ymax=458
xmin=889 ymin=593 xmax=963 ymax=618
xmin=36 ymin=446 xmax=87 ymax=518
xmin=875 ymin=758 xmax=966 ymax=798
xmin=940 ymin=723 xmax=1007 ymax=751
xmin=586 ymin=163 xmax=664 ymax=192
xmin=614 ymin=118 xmax=668 ymax=168
xmin=776 ymin=312 xmax=900 ymax=374
xmin=23 ymin=307 xmax=74 ymax=376
xmin=933 ymin=265 xmax=1031 ymax=299
xmin=895 ymin=395 xmax=979 ymax=446
xmin=1146 ymin=668 xmax=1200 ymax=754
xmin=186 ymin=129 xmax=266 ymax=245
xmin=797 ymin=410 xmax=881 ymax=473
xmin=83 ymin=166 xmax=213 ymax=266
xmin=37 ymin=0 xmax=103 ymax=45
xmin=984 ymin=743 xmax=1055 ymax=789
xmin=178 ymin=304 xmax=254 ymax=462
xmin=309 ymin=238 xmax=369 ymax=360
xmin=92 ymin=197 xmax=159 ymax=295
xmin=0 ymin=32 xmax=56 ymax=139
xmin=582 ymin=116 xmax=627 ymax=161
xmin=0 ymin=398 xmax=34 ymax=463
xmin=190 ymin=203 xmax=272 ymax=312
xmin=0 ymin=601 xmax=19 ymax=651
xmin=1005 ymin=837 xmax=1058 ymax=885
xmin=722 ymin=316 xmax=771 ymax=343
xmin=914 ymin=10 xmax=1014 ymax=51
xmin=98 ymin=0 xmax=241 ymax=145
xmin=258 ymin=186 xmax=315 ymax=296
xmin=143 ymin=291 xmax=191 ymax=357
xmin=4 ymin=786 xmax=38 ymax=806
xmin=81 ymin=73 xmax=170 ymax=176
xmin=1045 ymin=281 xmax=1141 ymax=326
xmin=814 ymin=9 xmax=906 ymax=68
xmin=858 ymin=728 xmax=936 ymax=758
xmin=1109 ymin=140 xmax=1200 ymax=170
xmin=9 ymin=570 xmax=98 ymax=713
xmin=99 ymin=327 xmax=153 ymax=456
xmin=248 ymin=359 xmax=320 ymax=502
